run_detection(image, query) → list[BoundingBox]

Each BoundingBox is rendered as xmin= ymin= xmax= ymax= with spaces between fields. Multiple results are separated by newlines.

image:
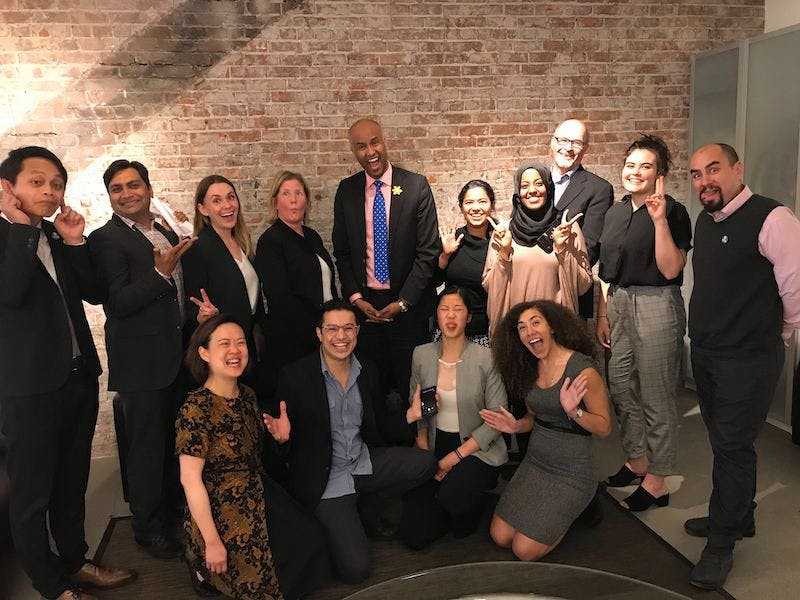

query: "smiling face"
xmin=460 ymin=186 xmax=493 ymax=228
xmin=621 ymin=148 xmax=658 ymax=196
xmin=518 ymin=168 xmax=548 ymax=210
xmin=198 ymin=182 xmax=239 ymax=232
xmin=349 ymin=119 xmax=389 ymax=180
xmin=549 ymin=119 xmax=588 ymax=174
xmin=107 ymin=167 xmax=152 ymax=222
xmin=436 ymin=292 xmax=470 ymax=339
xmin=199 ymin=321 xmax=249 ymax=381
xmin=516 ymin=307 xmax=554 ymax=359
xmin=317 ymin=308 xmax=359 ymax=362
xmin=275 ymin=178 xmax=307 ymax=227
xmin=1 ymin=157 xmax=65 ymax=222
xmin=689 ymin=144 xmax=745 ymax=213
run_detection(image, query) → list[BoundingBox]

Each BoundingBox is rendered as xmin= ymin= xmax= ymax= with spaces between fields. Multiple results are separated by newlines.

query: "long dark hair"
xmin=491 ymin=300 xmax=595 ymax=403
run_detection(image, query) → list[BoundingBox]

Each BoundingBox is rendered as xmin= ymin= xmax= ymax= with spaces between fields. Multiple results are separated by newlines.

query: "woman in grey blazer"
xmin=399 ymin=286 xmax=508 ymax=550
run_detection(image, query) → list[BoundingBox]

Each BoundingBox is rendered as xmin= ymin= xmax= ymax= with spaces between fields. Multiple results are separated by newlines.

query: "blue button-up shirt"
xmin=320 ymin=353 xmax=373 ymax=499
xmin=552 ymin=166 xmax=577 ymax=209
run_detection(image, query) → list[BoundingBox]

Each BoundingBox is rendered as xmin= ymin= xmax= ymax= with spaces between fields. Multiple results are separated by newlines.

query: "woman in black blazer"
xmin=182 ymin=175 xmax=263 ymax=383
xmin=254 ymin=171 xmax=337 ymax=401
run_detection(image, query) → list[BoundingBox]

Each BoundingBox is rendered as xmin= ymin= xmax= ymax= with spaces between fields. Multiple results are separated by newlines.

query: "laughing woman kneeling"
xmin=481 ymin=300 xmax=611 ymax=561
xmin=177 ymin=315 xmax=284 ymax=600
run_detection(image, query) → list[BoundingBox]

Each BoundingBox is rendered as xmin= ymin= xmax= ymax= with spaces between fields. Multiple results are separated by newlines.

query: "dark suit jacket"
xmin=553 ymin=164 xmax=614 ymax=267
xmin=254 ymin=219 xmax=337 ymax=371
xmin=332 ymin=165 xmax=440 ymax=308
xmin=553 ymin=165 xmax=614 ymax=318
xmin=88 ymin=214 xmax=184 ymax=393
xmin=182 ymin=225 xmax=263 ymax=340
xmin=0 ymin=219 xmax=102 ymax=396
xmin=271 ymin=352 xmax=390 ymax=511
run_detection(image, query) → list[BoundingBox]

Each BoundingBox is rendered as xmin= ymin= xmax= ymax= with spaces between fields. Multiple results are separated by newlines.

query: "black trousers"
xmin=691 ymin=343 xmax=784 ymax=551
xmin=118 ymin=381 xmax=183 ymax=541
xmin=2 ymin=364 xmax=98 ymax=599
xmin=263 ymin=474 xmax=331 ymax=600
xmin=356 ymin=289 xmax=433 ymax=444
xmin=400 ymin=430 xmax=499 ymax=549
xmin=313 ymin=446 xmax=437 ymax=583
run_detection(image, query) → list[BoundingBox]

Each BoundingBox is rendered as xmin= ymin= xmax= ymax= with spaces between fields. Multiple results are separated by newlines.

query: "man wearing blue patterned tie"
xmin=333 ymin=119 xmax=441 ymax=443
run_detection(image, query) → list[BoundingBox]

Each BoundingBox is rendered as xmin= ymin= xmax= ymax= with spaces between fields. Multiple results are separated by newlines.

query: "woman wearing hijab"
xmin=483 ymin=163 xmax=593 ymax=336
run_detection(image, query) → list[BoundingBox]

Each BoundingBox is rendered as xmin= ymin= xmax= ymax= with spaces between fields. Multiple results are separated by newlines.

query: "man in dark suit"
xmin=549 ymin=118 xmax=614 ymax=317
xmin=0 ymin=147 xmax=134 ymax=600
xmin=332 ymin=119 xmax=440 ymax=438
xmin=265 ymin=299 xmax=436 ymax=584
xmin=88 ymin=160 xmax=194 ymax=559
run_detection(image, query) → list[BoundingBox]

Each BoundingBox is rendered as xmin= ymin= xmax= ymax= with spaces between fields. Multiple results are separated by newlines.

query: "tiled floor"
xmin=3 ymin=387 xmax=799 ymax=600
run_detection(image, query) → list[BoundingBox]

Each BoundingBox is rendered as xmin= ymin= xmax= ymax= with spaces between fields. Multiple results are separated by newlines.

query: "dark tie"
xmin=373 ymin=180 xmax=389 ymax=284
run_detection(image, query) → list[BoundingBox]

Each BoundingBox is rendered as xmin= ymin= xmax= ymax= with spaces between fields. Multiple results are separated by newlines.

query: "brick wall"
xmin=0 ymin=0 xmax=764 ymax=457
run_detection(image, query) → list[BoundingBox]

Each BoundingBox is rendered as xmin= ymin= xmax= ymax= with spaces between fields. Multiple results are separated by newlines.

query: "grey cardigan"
xmin=409 ymin=340 xmax=508 ymax=467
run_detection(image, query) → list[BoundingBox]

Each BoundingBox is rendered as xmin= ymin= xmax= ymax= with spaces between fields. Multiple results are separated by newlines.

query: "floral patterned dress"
xmin=176 ymin=385 xmax=283 ymax=600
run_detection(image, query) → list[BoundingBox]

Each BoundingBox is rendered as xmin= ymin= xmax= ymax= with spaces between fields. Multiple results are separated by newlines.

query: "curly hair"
xmin=491 ymin=300 xmax=595 ymax=404
xmin=625 ymin=134 xmax=672 ymax=176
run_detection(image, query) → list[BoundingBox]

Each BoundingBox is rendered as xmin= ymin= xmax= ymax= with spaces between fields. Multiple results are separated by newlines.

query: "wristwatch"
xmin=573 ymin=408 xmax=584 ymax=420
xmin=397 ymin=298 xmax=410 ymax=313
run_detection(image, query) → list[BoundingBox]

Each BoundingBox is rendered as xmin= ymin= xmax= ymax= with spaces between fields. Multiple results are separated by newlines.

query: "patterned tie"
xmin=373 ymin=180 xmax=389 ymax=284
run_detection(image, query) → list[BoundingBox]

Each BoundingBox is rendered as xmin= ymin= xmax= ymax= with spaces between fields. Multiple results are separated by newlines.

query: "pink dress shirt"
xmin=710 ymin=185 xmax=800 ymax=342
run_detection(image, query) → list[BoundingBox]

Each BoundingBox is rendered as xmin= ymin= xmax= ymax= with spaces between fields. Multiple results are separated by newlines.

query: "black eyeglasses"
xmin=552 ymin=136 xmax=586 ymax=151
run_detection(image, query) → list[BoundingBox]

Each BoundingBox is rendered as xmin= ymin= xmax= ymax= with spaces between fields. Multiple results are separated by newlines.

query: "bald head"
xmin=550 ymin=119 xmax=589 ymax=174
xmin=348 ymin=118 xmax=389 ymax=179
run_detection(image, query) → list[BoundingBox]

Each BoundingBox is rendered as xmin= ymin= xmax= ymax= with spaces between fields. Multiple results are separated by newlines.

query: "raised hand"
xmin=479 ymin=406 xmax=519 ymax=434
xmin=189 ymin=288 xmax=220 ymax=323
xmin=487 ymin=216 xmax=512 ymax=259
xmin=645 ymin=175 xmax=667 ymax=223
xmin=153 ymin=236 xmax=195 ymax=277
xmin=0 ymin=183 xmax=31 ymax=225
xmin=440 ymin=226 xmax=464 ymax=257
xmin=552 ymin=210 xmax=583 ymax=255
xmin=559 ymin=373 xmax=589 ymax=416
xmin=53 ymin=199 xmax=86 ymax=244
xmin=263 ymin=401 xmax=291 ymax=444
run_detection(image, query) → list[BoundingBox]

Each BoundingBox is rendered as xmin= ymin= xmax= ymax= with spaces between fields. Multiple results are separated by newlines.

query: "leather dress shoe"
xmin=689 ymin=547 xmax=734 ymax=590
xmin=51 ymin=590 xmax=97 ymax=600
xmin=684 ymin=516 xmax=756 ymax=539
xmin=69 ymin=561 xmax=137 ymax=589
xmin=135 ymin=534 xmax=183 ymax=559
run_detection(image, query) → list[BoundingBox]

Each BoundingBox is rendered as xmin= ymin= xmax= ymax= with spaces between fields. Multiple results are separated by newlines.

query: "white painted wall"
xmin=766 ymin=0 xmax=800 ymax=31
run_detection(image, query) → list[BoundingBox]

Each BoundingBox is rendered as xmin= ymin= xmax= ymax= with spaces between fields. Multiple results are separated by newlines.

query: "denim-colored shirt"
xmin=320 ymin=353 xmax=373 ymax=499
xmin=551 ymin=166 xmax=576 ymax=209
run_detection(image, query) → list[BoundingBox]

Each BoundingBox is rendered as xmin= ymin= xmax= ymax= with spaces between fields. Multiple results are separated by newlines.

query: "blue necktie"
xmin=373 ymin=180 xmax=389 ymax=284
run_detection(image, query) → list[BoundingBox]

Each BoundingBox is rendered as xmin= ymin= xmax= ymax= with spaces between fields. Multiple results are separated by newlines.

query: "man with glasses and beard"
xmin=686 ymin=143 xmax=800 ymax=590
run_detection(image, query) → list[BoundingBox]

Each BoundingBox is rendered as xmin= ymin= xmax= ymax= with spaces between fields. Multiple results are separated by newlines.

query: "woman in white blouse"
xmin=183 ymin=175 xmax=263 ymax=389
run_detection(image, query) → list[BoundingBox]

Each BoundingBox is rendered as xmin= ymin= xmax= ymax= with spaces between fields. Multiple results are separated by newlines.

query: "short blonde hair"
xmin=268 ymin=171 xmax=310 ymax=224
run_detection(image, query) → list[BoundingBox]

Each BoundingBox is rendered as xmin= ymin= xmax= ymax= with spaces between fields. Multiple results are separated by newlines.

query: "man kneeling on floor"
xmin=264 ymin=299 xmax=437 ymax=583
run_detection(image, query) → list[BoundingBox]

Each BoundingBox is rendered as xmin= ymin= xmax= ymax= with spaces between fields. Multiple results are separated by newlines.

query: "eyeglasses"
xmin=552 ymin=136 xmax=586 ymax=151
xmin=321 ymin=324 xmax=359 ymax=335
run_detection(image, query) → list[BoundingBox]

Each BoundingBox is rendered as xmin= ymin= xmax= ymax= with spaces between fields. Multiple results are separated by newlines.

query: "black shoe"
xmin=188 ymin=564 xmax=223 ymax=598
xmin=364 ymin=518 xmax=398 ymax=541
xmin=684 ymin=516 xmax=756 ymax=539
xmin=604 ymin=464 xmax=643 ymax=488
xmin=621 ymin=486 xmax=669 ymax=511
xmin=575 ymin=490 xmax=604 ymax=528
xmin=689 ymin=547 xmax=733 ymax=590
xmin=135 ymin=534 xmax=183 ymax=559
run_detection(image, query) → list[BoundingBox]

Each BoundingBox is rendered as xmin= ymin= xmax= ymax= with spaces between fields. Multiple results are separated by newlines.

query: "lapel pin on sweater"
xmin=51 ymin=231 xmax=61 ymax=241
xmin=392 ymin=186 xmax=403 ymax=196
xmin=721 ymin=235 xmax=728 ymax=244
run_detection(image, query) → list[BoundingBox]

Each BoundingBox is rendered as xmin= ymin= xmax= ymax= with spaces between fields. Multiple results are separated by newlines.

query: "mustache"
xmin=699 ymin=185 xmax=721 ymax=196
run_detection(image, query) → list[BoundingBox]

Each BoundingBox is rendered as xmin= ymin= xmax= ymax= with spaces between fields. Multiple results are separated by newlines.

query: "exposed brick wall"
xmin=0 ymin=0 xmax=764 ymax=457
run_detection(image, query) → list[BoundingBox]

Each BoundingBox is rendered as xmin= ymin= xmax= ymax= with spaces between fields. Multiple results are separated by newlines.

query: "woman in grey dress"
xmin=480 ymin=300 xmax=611 ymax=561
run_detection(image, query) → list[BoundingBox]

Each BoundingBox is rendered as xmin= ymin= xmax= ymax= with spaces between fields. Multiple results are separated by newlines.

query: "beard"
xmin=699 ymin=185 xmax=725 ymax=213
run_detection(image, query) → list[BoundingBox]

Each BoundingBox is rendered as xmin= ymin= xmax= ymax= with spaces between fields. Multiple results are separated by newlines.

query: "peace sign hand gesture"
xmin=189 ymin=288 xmax=220 ymax=323
xmin=552 ymin=210 xmax=583 ymax=255
xmin=487 ymin=216 xmax=512 ymax=260
xmin=645 ymin=176 xmax=667 ymax=223
xmin=263 ymin=401 xmax=291 ymax=444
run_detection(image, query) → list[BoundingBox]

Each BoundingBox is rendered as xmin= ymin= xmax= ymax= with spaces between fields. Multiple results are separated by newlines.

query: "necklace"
xmin=438 ymin=358 xmax=462 ymax=367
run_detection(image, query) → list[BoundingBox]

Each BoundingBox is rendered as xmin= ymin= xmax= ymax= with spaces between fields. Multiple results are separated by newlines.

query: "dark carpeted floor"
xmin=94 ymin=492 xmax=732 ymax=600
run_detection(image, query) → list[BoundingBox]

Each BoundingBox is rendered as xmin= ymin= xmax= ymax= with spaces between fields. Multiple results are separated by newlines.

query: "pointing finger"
xmin=655 ymin=175 xmax=665 ymax=197
xmin=487 ymin=216 xmax=499 ymax=229
xmin=189 ymin=296 xmax=204 ymax=307
xmin=455 ymin=234 xmax=464 ymax=245
xmin=200 ymin=288 xmax=210 ymax=304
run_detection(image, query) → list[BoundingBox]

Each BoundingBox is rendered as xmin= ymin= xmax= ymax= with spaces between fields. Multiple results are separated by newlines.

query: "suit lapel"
xmin=388 ymin=167 xmax=405 ymax=262
xmin=111 ymin=213 xmax=154 ymax=253
xmin=350 ymin=173 xmax=368 ymax=265
xmin=556 ymin=165 xmax=587 ymax=213
xmin=312 ymin=362 xmax=332 ymax=435
xmin=39 ymin=221 xmax=68 ymax=293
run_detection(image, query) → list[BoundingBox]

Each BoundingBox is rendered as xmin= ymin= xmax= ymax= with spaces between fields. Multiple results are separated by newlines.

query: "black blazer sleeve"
xmin=0 ymin=222 xmax=41 ymax=308
xmin=332 ymin=179 xmax=360 ymax=301
xmin=88 ymin=226 xmax=175 ymax=319
xmin=398 ymin=173 xmax=441 ymax=307
xmin=580 ymin=175 xmax=614 ymax=266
